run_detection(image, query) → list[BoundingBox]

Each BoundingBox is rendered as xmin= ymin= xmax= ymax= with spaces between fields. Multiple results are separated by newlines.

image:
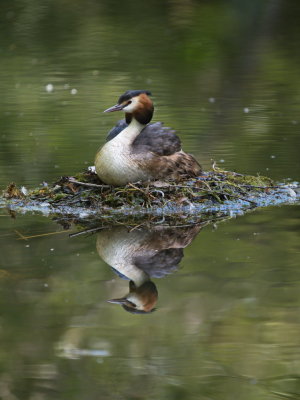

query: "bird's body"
xmin=96 ymin=224 xmax=201 ymax=313
xmin=95 ymin=90 xmax=201 ymax=186
xmin=95 ymin=119 xmax=151 ymax=185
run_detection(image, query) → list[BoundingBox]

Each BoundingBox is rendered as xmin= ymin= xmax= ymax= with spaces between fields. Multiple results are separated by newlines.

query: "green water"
xmin=1 ymin=1 xmax=300 ymax=399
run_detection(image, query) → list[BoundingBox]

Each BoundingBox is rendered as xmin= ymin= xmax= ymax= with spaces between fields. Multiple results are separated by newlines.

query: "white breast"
xmin=95 ymin=143 xmax=141 ymax=185
xmin=95 ymin=120 xmax=151 ymax=185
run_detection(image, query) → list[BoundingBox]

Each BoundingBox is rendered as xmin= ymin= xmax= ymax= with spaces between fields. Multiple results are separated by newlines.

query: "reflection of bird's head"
xmin=108 ymin=280 xmax=158 ymax=314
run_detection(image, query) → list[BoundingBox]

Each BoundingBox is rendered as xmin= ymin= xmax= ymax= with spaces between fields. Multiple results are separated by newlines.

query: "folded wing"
xmin=106 ymin=120 xmax=181 ymax=156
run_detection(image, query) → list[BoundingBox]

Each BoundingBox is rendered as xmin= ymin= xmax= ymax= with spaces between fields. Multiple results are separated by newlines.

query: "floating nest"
xmin=1 ymin=166 xmax=298 ymax=221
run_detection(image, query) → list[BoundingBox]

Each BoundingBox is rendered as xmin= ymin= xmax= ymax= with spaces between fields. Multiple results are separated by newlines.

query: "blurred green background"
xmin=1 ymin=0 xmax=300 ymax=187
xmin=0 ymin=1 xmax=300 ymax=399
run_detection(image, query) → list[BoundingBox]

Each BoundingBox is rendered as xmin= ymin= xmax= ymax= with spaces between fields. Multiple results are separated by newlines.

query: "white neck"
xmin=96 ymin=229 xmax=150 ymax=286
xmin=111 ymin=117 xmax=145 ymax=145
xmin=114 ymin=264 xmax=149 ymax=286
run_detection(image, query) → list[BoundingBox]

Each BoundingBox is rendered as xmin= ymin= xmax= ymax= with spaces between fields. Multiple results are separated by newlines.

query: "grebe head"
xmin=107 ymin=280 xmax=158 ymax=314
xmin=104 ymin=90 xmax=154 ymax=125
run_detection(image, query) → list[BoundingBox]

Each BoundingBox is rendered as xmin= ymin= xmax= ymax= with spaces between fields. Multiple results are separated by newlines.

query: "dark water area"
xmin=1 ymin=0 xmax=300 ymax=399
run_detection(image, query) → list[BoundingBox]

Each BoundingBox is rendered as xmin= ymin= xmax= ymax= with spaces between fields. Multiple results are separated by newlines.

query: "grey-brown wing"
xmin=133 ymin=248 xmax=183 ymax=278
xmin=133 ymin=122 xmax=181 ymax=156
xmin=106 ymin=120 xmax=128 ymax=142
xmin=106 ymin=120 xmax=181 ymax=156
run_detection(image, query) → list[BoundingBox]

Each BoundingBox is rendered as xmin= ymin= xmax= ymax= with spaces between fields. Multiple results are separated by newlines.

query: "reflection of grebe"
xmin=95 ymin=90 xmax=202 ymax=185
xmin=96 ymin=225 xmax=201 ymax=314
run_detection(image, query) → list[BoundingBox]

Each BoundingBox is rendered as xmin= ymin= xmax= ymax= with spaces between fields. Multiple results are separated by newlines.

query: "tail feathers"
xmin=145 ymin=151 xmax=202 ymax=180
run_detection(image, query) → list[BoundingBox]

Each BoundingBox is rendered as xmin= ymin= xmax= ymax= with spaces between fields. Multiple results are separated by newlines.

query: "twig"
xmin=14 ymin=230 xmax=28 ymax=240
xmin=238 ymin=184 xmax=280 ymax=189
xmin=69 ymin=226 xmax=108 ymax=237
xmin=211 ymin=160 xmax=217 ymax=171
xmin=214 ymin=191 xmax=257 ymax=206
xmin=128 ymin=183 xmax=156 ymax=200
xmin=150 ymin=190 xmax=165 ymax=198
xmin=15 ymin=229 xmax=71 ymax=240
xmin=129 ymin=223 xmax=146 ymax=232
xmin=68 ymin=178 xmax=111 ymax=189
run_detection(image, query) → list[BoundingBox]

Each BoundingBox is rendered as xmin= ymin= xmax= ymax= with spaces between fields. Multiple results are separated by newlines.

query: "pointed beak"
xmin=103 ymin=104 xmax=124 ymax=113
xmin=107 ymin=298 xmax=128 ymax=305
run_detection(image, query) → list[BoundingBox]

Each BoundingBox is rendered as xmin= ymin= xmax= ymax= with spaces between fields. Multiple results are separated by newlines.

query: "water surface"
xmin=1 ymin=207 xmax=300 ymax=399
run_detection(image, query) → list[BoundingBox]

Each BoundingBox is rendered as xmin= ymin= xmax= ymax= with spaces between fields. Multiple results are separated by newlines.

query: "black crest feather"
xmin=118 ymin=90 xmax=152 ymax=104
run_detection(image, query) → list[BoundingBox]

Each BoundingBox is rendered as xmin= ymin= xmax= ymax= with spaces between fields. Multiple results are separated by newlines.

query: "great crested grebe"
xmin=96 ymin=224 xmax=201 ymax=314
xmin=95 ymin=90 xmax=202 ymax=186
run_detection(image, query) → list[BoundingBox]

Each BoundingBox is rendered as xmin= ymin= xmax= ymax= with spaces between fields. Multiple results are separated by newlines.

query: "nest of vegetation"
xmin=2 ymin=166 xmax=277 ymax=214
